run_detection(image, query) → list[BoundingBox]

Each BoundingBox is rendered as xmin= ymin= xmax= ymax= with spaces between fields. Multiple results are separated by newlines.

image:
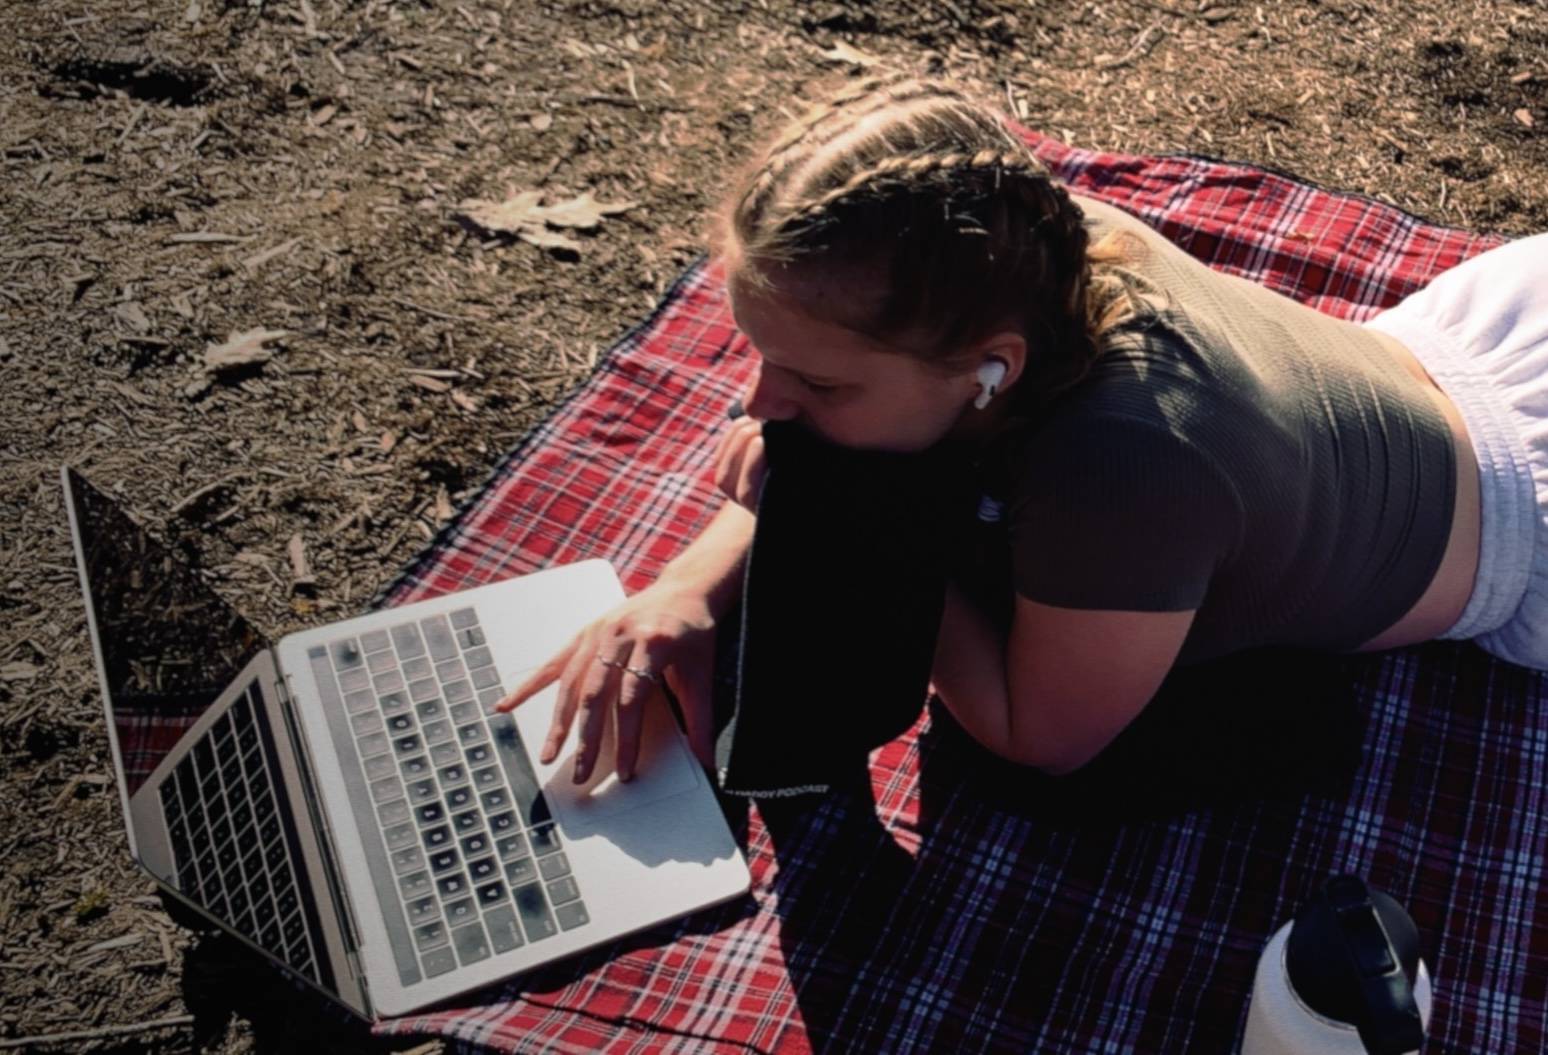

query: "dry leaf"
xmin=533 ymin=190 xmax=638 ymax=230
xmin=531 ymin=113 xmax=553 ymax=131
xmin=204 ymin=328 xmax=287 ymax=372
xmin=517 ymin=226 xmax=583 ymax=252
xmin=819 ymin=41 xmax=881 ymax=67
xmin=457 ymin=190 xmax=544 ymax=234
xmin=1515 ymin=108 xmax=1535 ymax=128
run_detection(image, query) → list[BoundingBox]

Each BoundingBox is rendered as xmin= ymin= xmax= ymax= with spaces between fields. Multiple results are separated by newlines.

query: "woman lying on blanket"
xmin=498 ymin=74 xmax=1548 ymax=786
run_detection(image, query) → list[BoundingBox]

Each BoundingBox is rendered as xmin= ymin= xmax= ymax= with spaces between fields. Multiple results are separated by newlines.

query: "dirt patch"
xmin=2 ymin=0 xmax=1543 ymax=1050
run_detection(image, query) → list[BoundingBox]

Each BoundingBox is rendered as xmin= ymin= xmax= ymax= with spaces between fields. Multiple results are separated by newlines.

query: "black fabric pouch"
xmin=712 ymin=418 xmax=981 ymax=796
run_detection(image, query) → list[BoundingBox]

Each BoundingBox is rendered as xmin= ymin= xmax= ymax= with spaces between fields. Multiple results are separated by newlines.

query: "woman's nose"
xmin=741 ymin=365 xmax=799 ymax=421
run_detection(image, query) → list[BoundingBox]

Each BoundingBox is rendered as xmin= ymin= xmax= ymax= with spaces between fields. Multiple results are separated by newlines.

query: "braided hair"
xmin=709 ymin=73 xmax=1134 ymax=420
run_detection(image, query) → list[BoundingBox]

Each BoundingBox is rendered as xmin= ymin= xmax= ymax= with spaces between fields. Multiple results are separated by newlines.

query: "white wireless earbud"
xmin=973 ymin=359 xmax=1008 ymax=410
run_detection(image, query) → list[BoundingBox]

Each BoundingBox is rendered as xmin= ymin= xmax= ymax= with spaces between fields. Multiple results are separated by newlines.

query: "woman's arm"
xmin=930 ymin=581 xmax=1195 ymax=775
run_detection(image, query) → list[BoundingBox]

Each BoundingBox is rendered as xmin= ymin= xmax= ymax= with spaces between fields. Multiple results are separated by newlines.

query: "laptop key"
xmin=371 ymin=776 xmax=403 ymax=804
xmin=413 ymin=921 xmax=447 ymax=951
xmin=452 ymin=809 xmax=481 ymax=834
xmin=422 ymin=719 xmax=453 ymax=745
xmin=379 ymin=692 xmax=410 ymax=716
xmin=391 ymin=847 xmax=425 ymax=875
xmin=460 ymin=832 xmax=489 ymax=858
xmin=344 ymin=691 xmax=376 ymax=716
xmin=465 ymin=743 xmax=493 ymax=767
xmin=538 ymin=853 xmax=570 ymax=881
xmin=437 ymin=763 xmax=467 ymax=787
xmin=361 ymin=629 xmax=391 ymax=653
xmin=476 ymin=880 xmax=506 ymax=907
xmin=390 ymin=623 xmax=426 ymax=660
xmin=364 ymin=753 xmax=397 ymax=782
xmin=446 ymin=786 xmax=473 ymax=811
xmin=400 ymin=871 xmax=432 ymax=899
xmin=430 ymin=742 xmax=461 ymax=767
xmin=449 ymin=608 xmax=478 ymax=630
xmin=470 ymin=666 xmax=502 ymax=690
xmin=393 ymin=734 xmax=423 ymax=756
xmin=512 ymin=882 xmax=557 ymax=941
xmin=530 ymin=824 xmax=562 ymax=857
xmin=445 ymin=898 xmax=478 ymax=927
xmin=330 ymin=639 xmax=364 ymax=670
xmin=373 ymin=670 xmax=405 ymax=695
xmin=420 ymin=615 xmax=457 ymax=661
xmin=357 ymin=732 xmax=389 ymax=759
xmin=407 ymin=779 xmax=437 ymax=804
xmin=554 ymin=901 xmax=589 ymax=932
xmin=483 ymin=905 xmax=523 ymax=953
xmin=352 ymin=712 xmax=385 ymax=737
xmin=385 ymin=823 xmax=417 ymax=851
xmin=416 ymin=802 xmax=445 ymax=825
xmin=401 ymin=755 xmax=431 ymax=780
xmin=407 ymin=896 xmax=438 ymax=925
xmin=468 ymin=856 xmax=497 ymax=883
xmin=477 ymin=686 xmax=505 ymax=710
xmin=434 ymin=659 xmax=466 ymax=684
xmin=546 ymin=876 xmax=580 ymax=906
xmin=416 ymin=699 xmax=445 ymax=722
xmin=449 ymin=701 xmax=480 ymax=725
xmin=379 ymin=798 xmax=411 ymax=826
xmin=402 ymin=655 xmax=432 ymax=681
xmin=428 ymin=848 xmax=459 ymax=874
xmin=463 ymin=646 xmax=494 ymax=671
xmin=366 ymin=649 xmax=397 ymax=675
xmin=338 ymin=666 xmax=371 ymax=694
xmin=495 ymin=834 xmax=526 ymax=861
xmin=452 ymin=921 xmax=491 ymax=966
xmin=487 ymin=810 xmax=516 ymax=834
xmin=472 ymin=766 xmax=501 ymax=790
xmin=422 ymin=824 xmax=452 ymax=850
xmin=421 ymin=945 xmax=457 ymax=978
xmin=437 ymin=873 xmax=468 ymax=899
xmin=443 ymin=679 xmax=473 ymax=703
xmin=455 ymin=626 xmax=485 ymax=649
xmin=504 ymin=856 xmax=536 ymax=886
xmin=408 ymin=679 xmax=438 ymax=704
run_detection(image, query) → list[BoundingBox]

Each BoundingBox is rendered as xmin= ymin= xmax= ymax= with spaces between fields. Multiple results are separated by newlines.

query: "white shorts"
xmin=1363 ymin=232 xmax=1548 ymax=671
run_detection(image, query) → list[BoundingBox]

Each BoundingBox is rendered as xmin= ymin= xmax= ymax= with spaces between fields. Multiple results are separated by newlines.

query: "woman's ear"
xmin=976 ymin=331 xmax=1027 ymax=390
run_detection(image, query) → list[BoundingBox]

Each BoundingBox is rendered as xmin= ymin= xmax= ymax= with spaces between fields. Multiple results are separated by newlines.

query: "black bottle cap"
xmin=1285 ymin=874 xmax=1425 ymax=1055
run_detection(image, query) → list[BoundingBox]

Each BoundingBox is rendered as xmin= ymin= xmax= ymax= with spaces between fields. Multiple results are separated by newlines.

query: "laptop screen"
xmin=65 ymin=470 xmax=269 ymax=797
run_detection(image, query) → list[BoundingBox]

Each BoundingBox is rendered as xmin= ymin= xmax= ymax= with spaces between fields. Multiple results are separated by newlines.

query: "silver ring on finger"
xmin=597 ymin=655 xmax=661 ymax=685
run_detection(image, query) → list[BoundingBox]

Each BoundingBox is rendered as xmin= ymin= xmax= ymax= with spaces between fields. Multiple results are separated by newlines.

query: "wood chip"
xmin=450 ymin=389 xmax=479 ymax=412
xmin=165 ymin=232 xmax=249 ymax=244
xmin=1514 ymin=108 xmax=1535 ymax=128
xmin=410 ymin=375 xmax=451 ymax=393
xmin=242 ymin=237 xmax=303 ymax=272
xmin=380 ymin=429 xmax=399 ymax=453
xmin=288 ymin=533 xmax=316 ymax=588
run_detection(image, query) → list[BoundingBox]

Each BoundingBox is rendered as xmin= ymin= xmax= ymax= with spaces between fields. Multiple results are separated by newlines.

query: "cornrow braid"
xmin=738 ymin=75 xmax=987 ymax=228
xmin=783 ymin=147 xmax=1052 ymax=230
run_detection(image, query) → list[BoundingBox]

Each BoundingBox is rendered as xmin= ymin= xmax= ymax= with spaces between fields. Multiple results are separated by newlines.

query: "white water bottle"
xmin=1242 ymin=875 xmax=1432 ymax=1055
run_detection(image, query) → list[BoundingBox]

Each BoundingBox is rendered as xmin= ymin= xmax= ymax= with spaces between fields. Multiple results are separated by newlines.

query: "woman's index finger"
xmin=492 ymin=655 xmax=563 ymax=712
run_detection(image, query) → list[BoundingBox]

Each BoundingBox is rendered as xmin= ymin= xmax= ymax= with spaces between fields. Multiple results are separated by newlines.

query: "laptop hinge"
xmin=273 ymin=673 xmax=371 ymax=1008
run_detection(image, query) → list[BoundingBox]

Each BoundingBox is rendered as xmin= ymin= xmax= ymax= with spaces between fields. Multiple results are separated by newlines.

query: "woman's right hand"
xmin=492 ymin=578 xmax=720 ymax=785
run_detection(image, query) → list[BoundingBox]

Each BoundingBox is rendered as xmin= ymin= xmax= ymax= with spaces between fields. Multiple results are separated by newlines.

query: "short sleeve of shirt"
xmin=1006 ymin=408 xmax=1244 ymax=612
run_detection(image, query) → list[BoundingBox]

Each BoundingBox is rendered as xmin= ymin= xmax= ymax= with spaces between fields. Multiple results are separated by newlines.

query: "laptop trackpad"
xmin=540 ymin=696 xmax=701 ymax=827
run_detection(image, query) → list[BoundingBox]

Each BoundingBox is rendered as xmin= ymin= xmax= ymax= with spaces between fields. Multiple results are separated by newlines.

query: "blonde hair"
xmin=708 ymin=73 xmax=1137 ymax=414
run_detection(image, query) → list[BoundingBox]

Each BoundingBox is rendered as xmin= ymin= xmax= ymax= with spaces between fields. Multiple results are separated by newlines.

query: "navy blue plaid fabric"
xmin=373 ymin=131 xmax=1548 ymax=1053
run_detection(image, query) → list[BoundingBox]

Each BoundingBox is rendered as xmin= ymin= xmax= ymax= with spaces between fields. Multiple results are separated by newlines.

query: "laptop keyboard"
xmin=159 ymin=683 xmax=322 ymax=981
xmin=309 ymin=606 xmax=590 ymax=986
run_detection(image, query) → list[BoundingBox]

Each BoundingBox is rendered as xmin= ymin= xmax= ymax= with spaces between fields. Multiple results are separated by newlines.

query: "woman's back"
xmin=1002 ymin=196 xmax=1460 ymax=662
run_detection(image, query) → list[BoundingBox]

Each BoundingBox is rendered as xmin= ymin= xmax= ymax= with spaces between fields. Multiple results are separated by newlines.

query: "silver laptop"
xmin=62 ymin=467 xmax=750 ymax=1019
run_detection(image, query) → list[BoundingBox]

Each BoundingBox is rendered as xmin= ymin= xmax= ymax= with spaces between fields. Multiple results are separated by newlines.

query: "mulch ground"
xmin=2 ymin=0 xmax=1542 ymax=1050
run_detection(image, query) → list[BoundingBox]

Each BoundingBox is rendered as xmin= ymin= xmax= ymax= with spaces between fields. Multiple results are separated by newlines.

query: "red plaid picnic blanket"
xmin=371 ymin=130 xmax=1548 ymax=1053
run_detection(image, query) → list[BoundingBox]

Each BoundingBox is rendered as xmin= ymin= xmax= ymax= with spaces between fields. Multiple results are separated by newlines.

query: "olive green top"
xmin=1003 ymin=195 xmax=1456 ymax=664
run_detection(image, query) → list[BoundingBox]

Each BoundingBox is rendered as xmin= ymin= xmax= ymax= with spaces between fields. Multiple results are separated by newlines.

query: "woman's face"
xmin=728 ymin=271 xmax=993 ymax=453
